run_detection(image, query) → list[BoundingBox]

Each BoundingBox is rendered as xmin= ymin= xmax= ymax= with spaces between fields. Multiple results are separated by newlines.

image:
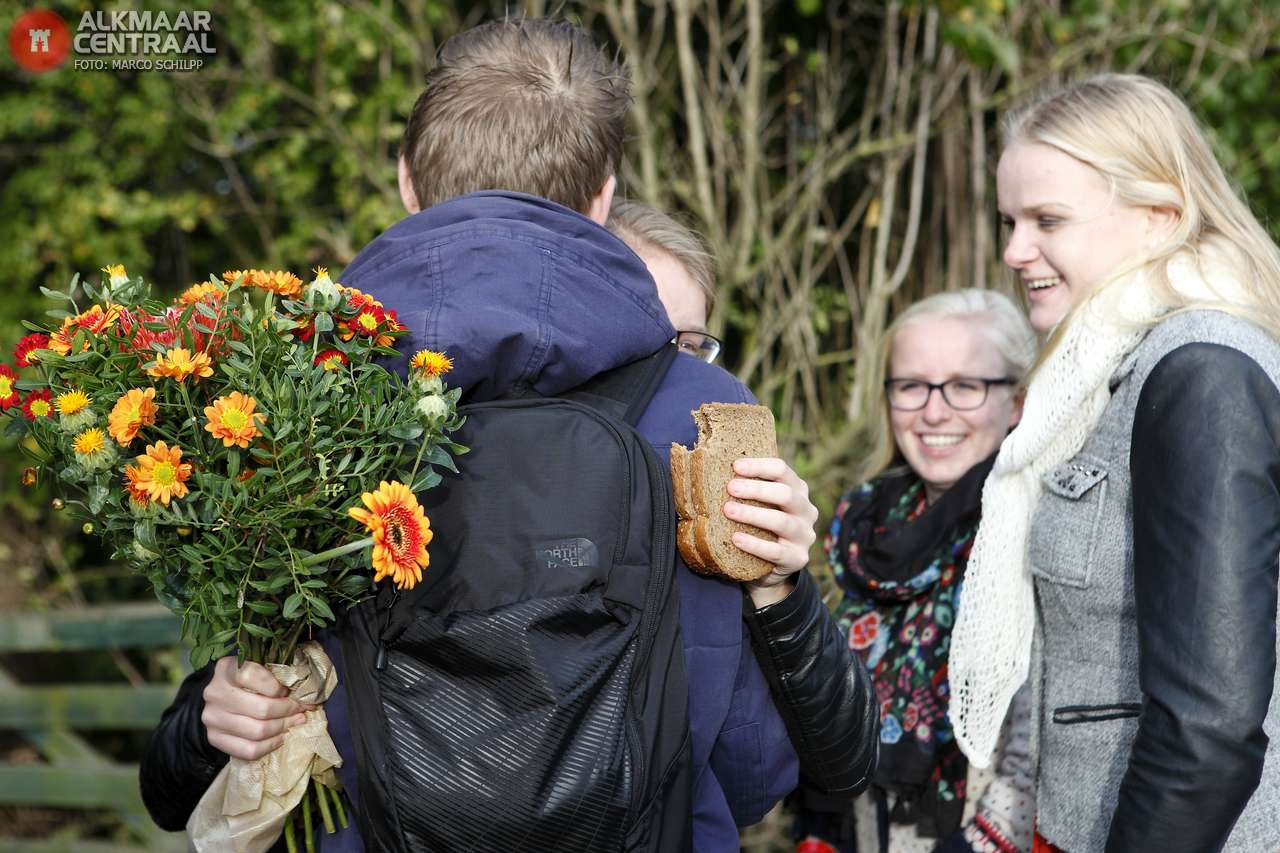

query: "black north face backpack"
xmin=339 ymin=347 xmax=692 ymax=853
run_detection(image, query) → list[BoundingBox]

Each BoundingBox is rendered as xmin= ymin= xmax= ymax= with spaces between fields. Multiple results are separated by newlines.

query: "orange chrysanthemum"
xmin=255 ymin=270 xmax=304 ymax=298
xmin=148 ymin=347 xmax=215 ymax=383
xmin=410 ymin=350 xmax=453 ymax=378
xmin=178 ymin=282 xmax=228 ymax=305
xmin=122 ymin=464 xmax=151 ymax=506
xmin=203 ymin=392 xmax=264 ymax=449
xmin=48 ymin=317 xmax=90 ymax=356
xmin=107 ymin=388 xmax=159 ymax=446
xmin=132 ymin=441 xmax=193 ymax=505
xmin=348 ymin=480 xmax=432 ymax=590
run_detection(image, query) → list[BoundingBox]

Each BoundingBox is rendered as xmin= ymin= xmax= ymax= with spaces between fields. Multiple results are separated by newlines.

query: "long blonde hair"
xmin=859 ymin=289 xmax=1038 ymax=484
xmin=1004 ymin=73 xmax=1280 ymax=359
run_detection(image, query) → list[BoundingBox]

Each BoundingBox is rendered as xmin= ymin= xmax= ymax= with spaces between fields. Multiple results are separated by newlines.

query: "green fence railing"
xmin=0 ymin=603 xmax=187 ymax=852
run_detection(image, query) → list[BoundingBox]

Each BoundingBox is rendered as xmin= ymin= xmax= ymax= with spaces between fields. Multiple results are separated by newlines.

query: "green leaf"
xmin=283 ymin=592 xmax=306 ymax=619
xmin=313 ymin=312 xmax=334 ymax=333
xmin=4 ymin=418 xmax=28 ymax=438
xmin=227 ymin=449 xmax=241 ymax=480
xmin=246 ymin=600 xmax=279 ymax=615
xmin=307 ymin=596 xmax=335 ymax=621
xmin=39 ymin=286 xmax=70 ymax=302
xmin=390 ymin=424 xmax=423 ymax=441
xmin=242 ymin=622 xmax=273 ymax=640
xmin=88 ymin=481 xmax=110 ymax=514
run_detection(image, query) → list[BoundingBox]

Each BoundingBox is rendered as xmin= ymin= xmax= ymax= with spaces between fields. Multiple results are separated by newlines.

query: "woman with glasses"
xmin=949 ymin=75 xmax=1280 ymax=853
xmin=796 ymin=289 xmax=1038 ymax=853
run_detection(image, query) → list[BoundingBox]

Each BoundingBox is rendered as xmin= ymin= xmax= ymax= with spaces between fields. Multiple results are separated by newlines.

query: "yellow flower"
xmin=203 ymin=391 xmax=265 ymax=449
xmin=348 ymin=480 xmax=433 ymax=590
xmin=101 ymin=264 xmax=129 ymax=287
xmin=72 ymin=428 xmax=117 ymax=471
xmin=148 ymin=347 xmax=215 ymax=383
xmin=107 ymin=388 xmax=159 ymax=446
xmin=56 ymin=390 xmax=91 ymax=415
xmin=73 ymin=428 xmax=105 ymax=455
xmin=132 ymin=441 xmax=193 ymax=505
xmin=410 ymin=350 xmax=453 ymax=378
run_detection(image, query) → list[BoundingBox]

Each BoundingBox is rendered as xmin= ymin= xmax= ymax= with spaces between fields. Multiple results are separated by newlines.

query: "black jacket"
xmin=1107 ymin=343 xmax=1280 ymax=851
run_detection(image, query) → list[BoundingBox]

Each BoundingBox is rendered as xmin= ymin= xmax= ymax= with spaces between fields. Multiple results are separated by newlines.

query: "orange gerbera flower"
xmin=147 ymin=347 xmax=214 ymax=383
xmin=107 ymin=388 xmax=159 ymax=446
xmin=73 ymin=303 xmax=123 ymax=335
xmin=132 ymin=441 xmax=192 ymax=505
xmin=48 ymin=317 xmax=90 ymax=356
xmin=203 ymin=392 xmax=264 ymax=448
xmin=410 ymin=350 xmax=453 ymax=378
xmin=348 ymin=480 xmax=432 ymax=590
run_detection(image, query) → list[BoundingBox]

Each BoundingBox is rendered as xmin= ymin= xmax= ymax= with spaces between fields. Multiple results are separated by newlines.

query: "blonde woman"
xmin=797 ymin=289 xmax=1038 ymax=853
xmin=950 ymin=74 xmax=1280 ymax=852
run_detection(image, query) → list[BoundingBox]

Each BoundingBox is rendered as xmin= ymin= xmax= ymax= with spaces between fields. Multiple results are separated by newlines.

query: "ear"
xmin=1146 ymin=205 xmax=1179 ymax=244
xmin=398 ymin=154 xmax=421 ymax=215
xmin=1008 ymin=388 xmax=1026 ymax=430
xmin=585 ymin=174 xmax=617 ymax=226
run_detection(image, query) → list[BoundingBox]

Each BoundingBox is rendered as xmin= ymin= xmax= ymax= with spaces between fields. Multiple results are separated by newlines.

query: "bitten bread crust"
xmin=670 ymin=403 xmax=778 ymax=581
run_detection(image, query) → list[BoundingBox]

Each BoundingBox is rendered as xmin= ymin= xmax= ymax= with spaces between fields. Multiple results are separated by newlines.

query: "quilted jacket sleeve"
xmin=744 ymin=569 xmax=879 ymax=797
xmin=139 ymin=663 xmax=228 ymax=831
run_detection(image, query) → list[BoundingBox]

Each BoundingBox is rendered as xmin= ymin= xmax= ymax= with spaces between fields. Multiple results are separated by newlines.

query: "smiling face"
xmin=888 ymin=316 xmax=1023 ymax=502
xmin=997 ymin=141 xmax=1156 ymax=334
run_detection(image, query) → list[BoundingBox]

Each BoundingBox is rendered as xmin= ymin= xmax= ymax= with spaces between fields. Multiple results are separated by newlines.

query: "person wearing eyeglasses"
xmin=794 ymin=289 xmax=1039 ymax=853
xmin=608 ymin=197 xmax=880 ymax=841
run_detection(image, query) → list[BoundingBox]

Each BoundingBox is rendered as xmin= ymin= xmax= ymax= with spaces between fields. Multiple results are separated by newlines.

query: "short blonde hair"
xmin=607 ymin=199 xmax=717 ymax=316
xmin=1004 ymin=73 xmax=1280 ymax=348
xmin=859 ymin=289 xmax=1038 ymax=484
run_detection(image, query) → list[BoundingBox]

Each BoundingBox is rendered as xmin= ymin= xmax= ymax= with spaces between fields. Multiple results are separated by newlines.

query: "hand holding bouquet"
xmin=2 ymin=264 xmax=465 ymax=852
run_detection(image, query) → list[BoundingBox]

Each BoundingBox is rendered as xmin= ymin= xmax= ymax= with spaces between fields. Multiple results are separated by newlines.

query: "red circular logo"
xmin=9 ymin=10 xmax=70 ymax=73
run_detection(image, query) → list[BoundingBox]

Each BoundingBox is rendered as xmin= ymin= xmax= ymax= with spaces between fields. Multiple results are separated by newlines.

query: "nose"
xmin=921 ymin=387 xmax=952 ymax=423
xmin=1002 ymin=223 xmax=1037 ymax=270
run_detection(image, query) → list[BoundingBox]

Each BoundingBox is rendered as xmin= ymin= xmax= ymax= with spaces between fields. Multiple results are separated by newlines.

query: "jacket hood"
xmin=341 ymin=191 xmax=675 ymax=402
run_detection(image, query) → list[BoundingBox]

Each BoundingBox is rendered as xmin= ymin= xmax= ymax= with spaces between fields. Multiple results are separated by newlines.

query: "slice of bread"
xmin=670 ymin=403 xmax=778 ymax=581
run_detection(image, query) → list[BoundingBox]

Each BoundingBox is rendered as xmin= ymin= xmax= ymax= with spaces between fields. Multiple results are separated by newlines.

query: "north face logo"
xmin=28 ymin=28 xmax=51 ymax=52
xmin=534 ymin=538 xmax=599 ymax=571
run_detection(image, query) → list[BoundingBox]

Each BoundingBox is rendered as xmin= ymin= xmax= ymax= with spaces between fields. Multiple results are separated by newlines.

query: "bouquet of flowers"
xmin=1 ymin=264 xmax=465 ymax=852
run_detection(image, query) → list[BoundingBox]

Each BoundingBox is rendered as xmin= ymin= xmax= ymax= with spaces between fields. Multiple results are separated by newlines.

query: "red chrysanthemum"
xmin=14 ymin=333 xmax=50 ymax=368
xmin=22 ymin=388 xmax=53 ymax=421
xmin=0 ymin=365 xmax=18 ymax=410
xmin=314 ymin=349 xmax=348 ymax=371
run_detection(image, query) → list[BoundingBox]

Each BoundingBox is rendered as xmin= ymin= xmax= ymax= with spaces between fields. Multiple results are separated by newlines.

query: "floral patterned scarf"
xmin=826 ymin=454 xmax=994 ymax=838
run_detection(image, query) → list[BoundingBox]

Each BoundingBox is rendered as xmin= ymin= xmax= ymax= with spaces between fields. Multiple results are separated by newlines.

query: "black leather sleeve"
xmin=1107 ymin=343 xmax=1280 ymax=852
xmin=139 ymin=663 xmax=228 ymax=831
xmin=744 ymin=569 xmax=879 ymax=797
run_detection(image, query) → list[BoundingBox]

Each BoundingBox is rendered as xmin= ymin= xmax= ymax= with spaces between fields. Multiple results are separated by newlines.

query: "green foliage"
xmin=2 ymin=268 xmax=464 ymax=668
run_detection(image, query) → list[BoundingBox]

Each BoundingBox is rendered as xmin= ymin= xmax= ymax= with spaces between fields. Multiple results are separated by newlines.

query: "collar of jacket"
xmin=341 ymin=190 xmax=676 ymax=402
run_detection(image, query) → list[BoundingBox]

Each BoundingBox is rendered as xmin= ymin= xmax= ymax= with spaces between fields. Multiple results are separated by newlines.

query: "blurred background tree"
xmin=1 ymin=0 xmax=1277 ymax=848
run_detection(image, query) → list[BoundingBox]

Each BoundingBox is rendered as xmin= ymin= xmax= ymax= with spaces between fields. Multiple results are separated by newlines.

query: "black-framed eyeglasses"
xmin=673 ymin=331 xmax=722 ymax=364
xmin=884 ymin=377 xmax=1015 ymax=411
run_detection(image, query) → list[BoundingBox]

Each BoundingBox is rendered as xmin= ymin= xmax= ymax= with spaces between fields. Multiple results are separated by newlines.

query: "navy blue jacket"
xmin=321 ymin=191 xmax=798 ymax=850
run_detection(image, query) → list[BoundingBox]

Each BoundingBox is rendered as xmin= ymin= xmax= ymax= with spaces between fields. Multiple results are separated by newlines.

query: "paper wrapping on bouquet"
xmin=187 ymin=641 xmax=343 ymax=853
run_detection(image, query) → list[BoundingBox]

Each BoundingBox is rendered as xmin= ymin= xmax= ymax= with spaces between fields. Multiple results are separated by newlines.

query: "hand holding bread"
xmin=671 ymin=404 xmax=818 ymax=606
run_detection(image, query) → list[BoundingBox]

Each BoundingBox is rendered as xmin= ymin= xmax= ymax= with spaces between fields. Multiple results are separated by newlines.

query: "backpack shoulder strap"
xmin=562 ymin=344 xmax=678 ymax=427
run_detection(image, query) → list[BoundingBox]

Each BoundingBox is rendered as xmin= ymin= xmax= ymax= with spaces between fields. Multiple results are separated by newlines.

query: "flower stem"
xmin=328 ymin=786 xmax=348 ymax=828
xmin=315 ymin=781 xmax=336 ymax=834
xmin=303 ymin=784 xmax=315 ymax=853
xmin=284 ymin=812 xmax=298 ymax=853
xmin=300 ymin=537 xmax=373 ymax=566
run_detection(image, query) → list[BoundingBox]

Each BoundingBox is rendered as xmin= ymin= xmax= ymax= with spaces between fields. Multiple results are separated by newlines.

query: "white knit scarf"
xmin=949 ymin=252 xmax=1244 ymax=767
